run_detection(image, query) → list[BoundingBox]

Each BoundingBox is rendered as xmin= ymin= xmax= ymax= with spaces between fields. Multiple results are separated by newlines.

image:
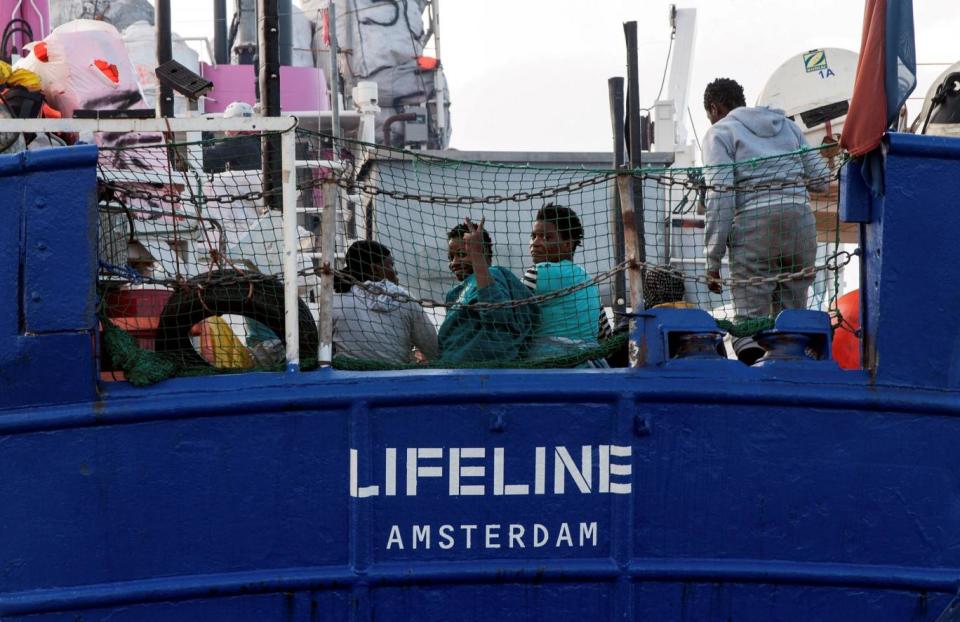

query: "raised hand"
xmin=462 ymin=216 xmax=487 ymax=261
xmin=462 ymin=216 xmax=491 ymax=288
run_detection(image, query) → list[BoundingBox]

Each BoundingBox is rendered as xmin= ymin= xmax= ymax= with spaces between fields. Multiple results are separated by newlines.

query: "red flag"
xmin=841 ymin=1 xmax=889 ymax=156
xmin=841 ymin=0 xmax=916 ymax=157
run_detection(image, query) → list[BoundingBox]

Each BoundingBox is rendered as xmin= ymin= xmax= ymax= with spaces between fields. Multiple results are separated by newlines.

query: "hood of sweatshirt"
xmin=352 ymin=280 xmax=407 ymax=313
xmin=726 ymin=106 xmax=787 ymax=138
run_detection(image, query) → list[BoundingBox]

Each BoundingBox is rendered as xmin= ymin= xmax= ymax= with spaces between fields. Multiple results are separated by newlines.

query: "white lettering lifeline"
xmin=351 ymin=445 xmax=632 ymax=498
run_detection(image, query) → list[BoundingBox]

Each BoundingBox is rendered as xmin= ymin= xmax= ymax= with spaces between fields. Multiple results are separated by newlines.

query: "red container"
xmin=104 ymin=288 xmax=173 ymax=351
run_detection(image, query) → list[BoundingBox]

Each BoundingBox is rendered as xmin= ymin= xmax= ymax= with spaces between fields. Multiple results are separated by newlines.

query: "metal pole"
xmin=281 ymin=128 xmax=301 ymax=372
xmin=258 ymin=0 xmax=281 ymax=117
xmin=617 ymin=175 xmax=645 ymax=320
xmin=321 ymin=2 xmax=341 ymax=364
xmin=328 ymin=1 xmax=341 ymax=140
xmin=623 ymin=21 xmax=646 ymax=275
xmin=213 ymin=0 xmax=228 ymax=64
xmin=318 ymin=183 xmax=338 ymax=366
xmin=156 ymin=0 xmax=174 ymax=117
xmin=608 ymin=77 xmax=627 ymax=321
xmin=278 ymin=0 xmax=293 ymax=66
xmin=259 ymin=0 xmax=283 ymax=210
xmin=431 ymin=0 xmax=446 ymax=137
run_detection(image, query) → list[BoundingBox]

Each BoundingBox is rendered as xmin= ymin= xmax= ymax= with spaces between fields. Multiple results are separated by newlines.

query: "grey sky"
xmin=167 ymin=0 xmax=958 ymax=152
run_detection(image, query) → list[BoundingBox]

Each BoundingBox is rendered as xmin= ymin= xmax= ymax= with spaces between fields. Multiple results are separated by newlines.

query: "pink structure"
xmin=200 ymin=63 xmax=330 ymax=114
xmin=0 ymin=0 xmax=49 ymax=55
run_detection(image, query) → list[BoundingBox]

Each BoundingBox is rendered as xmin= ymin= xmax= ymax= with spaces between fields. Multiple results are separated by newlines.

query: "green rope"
xmin=101 ymin=318 xmax=179 ymax=386
xmin=715 ymin=317 xmax=775 ymax=338
xmin=333 ymin=331 xmax=630 ymax=371
xmin=100 ymin=315 xmax=319 ymax=386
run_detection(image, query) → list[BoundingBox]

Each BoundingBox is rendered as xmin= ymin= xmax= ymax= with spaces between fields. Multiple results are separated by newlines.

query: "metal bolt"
xmin=634 ymin=415 xmax=651 ymax=437
xmin=34 ymin=199 xmax=45 ymax=209
xmin=30 ymin=292 xmax=41 ymax=302
xmin=489 ymin=412 xmax=506 ymax=433
xmin=37 ymin=242 xmax=47 ymax=251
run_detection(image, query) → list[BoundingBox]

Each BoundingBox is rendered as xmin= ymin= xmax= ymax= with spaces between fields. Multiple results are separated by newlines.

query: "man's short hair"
xmin=535 ymin=203 xmax=583 ymax=250
xmin=344 ymin=240 xmax=391 ymax=283
xmin=703 ymin=78 xmax=746 ymax=111
xmin=448 ymin=223 xmax=494 ymax=260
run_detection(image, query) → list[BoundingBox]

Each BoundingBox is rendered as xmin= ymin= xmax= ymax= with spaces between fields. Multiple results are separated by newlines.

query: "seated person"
xmin=605 ymin=265 xmax=691 ymax=368
xmin=333 ymin=240 xmax=439 ymax=365
xmin=643 ymin=265 xmax=693 ymax=309
xmin=522 ymin=204 xmax=606 ymax=364
xmin=439 ymin=218 xmax=538 ymax=366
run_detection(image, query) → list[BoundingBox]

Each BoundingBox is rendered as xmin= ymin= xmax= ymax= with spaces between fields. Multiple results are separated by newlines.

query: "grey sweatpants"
xmin=728 ymin=203 xmax=817 ymax=319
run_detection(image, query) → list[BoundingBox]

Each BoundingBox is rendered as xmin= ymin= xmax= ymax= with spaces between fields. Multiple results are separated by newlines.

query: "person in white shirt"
xmin=332 ymin=240 xmax=438 ymax=365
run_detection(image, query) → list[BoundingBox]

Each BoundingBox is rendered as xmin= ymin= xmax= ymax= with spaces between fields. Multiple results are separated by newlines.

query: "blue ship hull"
xmin=2 ymin=135 xmax=960 ymax=620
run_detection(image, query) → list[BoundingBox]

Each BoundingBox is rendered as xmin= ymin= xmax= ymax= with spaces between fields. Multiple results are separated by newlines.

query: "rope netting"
xmin=95 ymin=127 xmax=849 ymax=382
xmin=97 ymin=128 xmax=326 ymax=382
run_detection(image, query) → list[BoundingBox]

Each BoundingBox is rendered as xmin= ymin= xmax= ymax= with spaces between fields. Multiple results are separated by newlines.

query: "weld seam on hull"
xmin=4 ymin=377 xmax=960 ymax=436
xmin=1 ymin=559 xmax=957 ymax=615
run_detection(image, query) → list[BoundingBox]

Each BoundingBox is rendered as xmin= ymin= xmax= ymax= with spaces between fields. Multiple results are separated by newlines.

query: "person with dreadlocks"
xmin=332 ymin=240 xmax=438 ymax=365
xmin=701 ymin=77 xmax=830 ymax=320
xmin=439 ymin=218 xmax=538 ymax=366
xmin=522 ymin=204 xmax=610 ymax=366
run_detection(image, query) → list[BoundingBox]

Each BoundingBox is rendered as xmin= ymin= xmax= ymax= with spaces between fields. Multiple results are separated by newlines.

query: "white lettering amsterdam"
xmin=385 ymin=522 xmax=600 ymax=551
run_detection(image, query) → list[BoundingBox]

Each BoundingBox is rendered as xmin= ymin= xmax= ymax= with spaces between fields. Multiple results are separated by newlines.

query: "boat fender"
xmin=154 ymin=269 xmax=319 ymax=369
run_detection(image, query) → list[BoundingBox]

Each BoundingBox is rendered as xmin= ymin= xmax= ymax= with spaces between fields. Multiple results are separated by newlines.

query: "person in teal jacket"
xmin=438 ymin=218 xmax=538 ymax=366
xmin=523 ymin=204 xmax=609 ymax=366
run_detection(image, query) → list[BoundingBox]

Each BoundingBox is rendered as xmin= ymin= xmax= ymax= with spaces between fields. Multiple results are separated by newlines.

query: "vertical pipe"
xmin=258 ymin=0 xmax=282 ymax=116
xmin=156 ymin=0 xmax=174 ymax=117
xmin=608 ymin=77 xmax=627 ymax=321
xmin=431 ymin=0 xmax=446 ymax=137
xmin=259 ymin=0 xmax=282 ymax=210
xmin=281 ymin=128 xmax=301 ymax=372
xmin=318 ymin=183 xmax=338 ymax=366
xmin=236 ymin=0 xmax=258 ymax=63
xmin=328 ymin=1 xmax=341 ymax=140
xmin=278 ymin=0 xmax=293 ymax=66
xmin=616 ymin=176 xmax=645 ymax=316
xmin=322 ymin=2 xmax=342 ymax=363
xmin=214 ymin=0 xmax=228 ymax=64
xmin=623 ymin=21 xmax=646 ymax=272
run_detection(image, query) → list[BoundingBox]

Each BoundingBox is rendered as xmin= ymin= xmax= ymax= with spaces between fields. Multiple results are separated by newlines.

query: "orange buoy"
xmin=832 ymin=289 xmax=861 ymax=369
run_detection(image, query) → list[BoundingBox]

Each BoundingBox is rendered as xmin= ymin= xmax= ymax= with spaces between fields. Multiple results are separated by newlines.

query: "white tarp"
xmin=121 ymin=21 xmax=200 ymax=113
xmin=301 ymin=0 xmax=450 ymax=147
xmin=16 ymin=19 xmax=149 ymax=118
xmin=302 ymin=0 xmax=428 ymax=106
xmin=231 ymin=0 xmax=322 ymax=68
xmin=50 ymin=0 xmax=154 ymax=31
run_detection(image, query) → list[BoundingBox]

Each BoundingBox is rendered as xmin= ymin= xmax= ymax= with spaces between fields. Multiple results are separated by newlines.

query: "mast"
xmin=608 ymin=77 xmax=627 ymax=321
xmin=214 ymin=0 xmax=228 ymax=65
xmin=431 ymin=0 xmax=446 ymax=141
xmin=623 ymin=21 xmax=646 ymax=295
xmin=328 ymin=0 xmax=341 ymax=140
xmin=278 ymin=0 xmax=292 ymax=66
xmin=259 ymin=0 xmax=282 ymax=210
xmin=155 ymin=0 xmax=174 ymax=117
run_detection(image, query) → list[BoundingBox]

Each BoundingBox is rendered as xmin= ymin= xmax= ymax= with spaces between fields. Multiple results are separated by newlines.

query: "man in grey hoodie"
xmin=332 ymin=241 xmax=439 ymax=365
xmin=701 ymin=78 xmax=830 ymax=319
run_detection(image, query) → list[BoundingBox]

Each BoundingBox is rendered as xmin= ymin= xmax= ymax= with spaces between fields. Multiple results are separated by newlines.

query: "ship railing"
xmin=0 ymin=116 xmax=331 ymax=373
